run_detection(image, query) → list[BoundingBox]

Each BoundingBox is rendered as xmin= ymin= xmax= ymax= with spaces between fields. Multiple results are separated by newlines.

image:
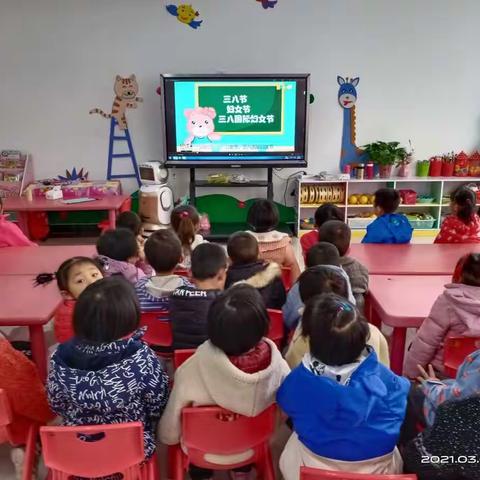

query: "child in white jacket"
xmin=159 ymin=284 xmax=290 ymax=480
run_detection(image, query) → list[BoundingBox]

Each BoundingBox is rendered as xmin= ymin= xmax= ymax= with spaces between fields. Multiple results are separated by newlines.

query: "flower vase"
xmin=397 ymin=164 xmax=410 ymax=177
xmin=379 ymin=165 xmax=393 ymax=179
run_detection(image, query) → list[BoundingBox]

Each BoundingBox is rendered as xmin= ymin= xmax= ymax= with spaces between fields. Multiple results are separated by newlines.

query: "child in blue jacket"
xmin=277 ymin=293 xmax=409 ymax=478
xmin=362 ymin=188 xmax=413 ymax=244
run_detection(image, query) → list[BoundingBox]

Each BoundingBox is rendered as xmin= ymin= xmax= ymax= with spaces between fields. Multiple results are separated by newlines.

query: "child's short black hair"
xmin=318 ymin=220 xmax=351 ymax=257
xmin=306 ymin=242 xmax=341 ymax=268
xmin=303 ymin=293 xmax=369 ymax=366
xmin=96 ymin=228 xmax=138 ymax=261
xmin=208 ymin=284 xmax=269 ymax=356
xmin=144 ymin=229 xmax=182 ymax=273
xmin=451 ymin=186 xmax=478 ymax=224
xmin=460 ymin=253 xmax=480 ymax=287
xmin=247 ymin=199 xmax=279 ymax=233
xmin=191 ymin=243 xmax=227 ymax=280
xmin=374 ymin=188 xmax=401 ymax=214
xmin=116 ymin=211 xmax=142 ymax=236
xmin=299 ymin=266 xmax=348 ymax=303
xmin=73 ymin=276 xmax=140 ymax=342
xmin=314 ymin=203 xmax=344 ymax=228
xmin=227 ymin=231 xmax=259 ymax=265
xmin=35 ymin=256 xmax=103 ymax=292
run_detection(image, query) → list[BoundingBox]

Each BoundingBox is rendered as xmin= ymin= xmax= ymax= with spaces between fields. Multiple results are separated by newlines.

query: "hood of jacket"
xmin=194 ymin=338 xmax=290 ymax=417
xmin=97 ymin=255 xmax=144 ymax=283
xmin=442 ymin=283 xmax=480 ymax=333
xmin=145 ymin=274 xmax=187 ymax=298
xmin=230 ymin=262 xmax=282 ymax=289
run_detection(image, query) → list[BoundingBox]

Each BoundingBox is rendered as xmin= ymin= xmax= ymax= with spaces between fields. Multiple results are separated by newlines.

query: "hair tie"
xmin=179 ymin=211 xmax=190 ymax=219
xmin=336 ymin=301 xmax=353 ymax=314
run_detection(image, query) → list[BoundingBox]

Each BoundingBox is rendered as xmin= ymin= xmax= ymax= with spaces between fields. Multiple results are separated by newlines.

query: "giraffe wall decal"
xmin=338 ymin=75 xmax=367 ymax=172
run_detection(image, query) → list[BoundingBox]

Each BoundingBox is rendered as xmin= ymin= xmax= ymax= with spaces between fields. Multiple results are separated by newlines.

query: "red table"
xmin=4 ymin=195 xmax=129 ymax=239
xmin=368 ymin=275 xmax=450 ymax=375
xmin=349 ymin=244 xmax=480 ymax=276
xmin=0 ymin=245 xmax=96 ymax=275
xmin=0 ymin=275 xmax=62 ymax=381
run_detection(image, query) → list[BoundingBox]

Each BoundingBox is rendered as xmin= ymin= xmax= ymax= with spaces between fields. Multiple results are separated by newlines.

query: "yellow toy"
xmin=166 ymin=4 xmax=203 ymax=29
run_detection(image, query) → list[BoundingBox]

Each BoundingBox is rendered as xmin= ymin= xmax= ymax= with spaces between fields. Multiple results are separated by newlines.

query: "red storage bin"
xmin=429 ymin=157 xmax=442 ymax=176
xmin=399 ymin=189 xmax=417 ymax=205
xmin=454 ymin=151 xmax=470 ymax=177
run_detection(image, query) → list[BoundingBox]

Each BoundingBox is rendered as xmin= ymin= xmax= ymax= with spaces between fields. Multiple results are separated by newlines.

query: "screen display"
xmin=139 ymin=166 xmax=155 ymax=181
xmin=162 ymin=75 xmax=309 ymax=167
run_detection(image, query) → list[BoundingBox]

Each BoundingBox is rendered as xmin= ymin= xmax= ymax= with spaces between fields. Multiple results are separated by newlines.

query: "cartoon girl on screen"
xmin=183 ymin=107 xmax=221 ymax=146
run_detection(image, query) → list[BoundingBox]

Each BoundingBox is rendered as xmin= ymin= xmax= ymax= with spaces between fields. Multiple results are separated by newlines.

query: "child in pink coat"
xmin=0 ymin=197 xmax=36 ymax=247
xmin=404 ymin=253 xmax=480 ymax=378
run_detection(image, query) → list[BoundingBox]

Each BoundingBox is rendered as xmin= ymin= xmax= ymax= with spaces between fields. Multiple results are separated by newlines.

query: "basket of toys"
xmin=347 ymin=213 xmax=376 ymax=229
xmin=406 ymin=213 xmax=435 ymax=229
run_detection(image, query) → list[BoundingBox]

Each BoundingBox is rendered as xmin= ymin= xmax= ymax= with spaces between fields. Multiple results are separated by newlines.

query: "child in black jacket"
xmin=170 ymin=243 xmax=227 ymax=350
xmin=225 ymin=231 xmax=286 ymax=309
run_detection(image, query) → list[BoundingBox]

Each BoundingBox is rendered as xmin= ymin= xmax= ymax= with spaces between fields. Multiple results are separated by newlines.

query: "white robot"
xmin=138 ymin=162 xmax=174 ymax=236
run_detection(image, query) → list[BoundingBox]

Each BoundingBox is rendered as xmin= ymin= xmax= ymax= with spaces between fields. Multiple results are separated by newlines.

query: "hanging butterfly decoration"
xmin=58 ymin=167 xmax=89 ymax=182
xmin=256 ymin=0 xmax=278 ymax=9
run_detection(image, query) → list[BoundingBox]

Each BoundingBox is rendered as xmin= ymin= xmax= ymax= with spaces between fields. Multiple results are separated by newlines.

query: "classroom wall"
xmin=1 ymin=0 xmax=480 ymax=204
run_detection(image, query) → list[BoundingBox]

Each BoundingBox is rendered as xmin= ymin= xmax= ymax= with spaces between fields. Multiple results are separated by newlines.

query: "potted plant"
xmin=396 ymin=140 xmax=414 ymax=177
xmin=441 ymin=151 xmax=456 ymax=177
xmin=362 ymin=141 xmax=407 ymax=179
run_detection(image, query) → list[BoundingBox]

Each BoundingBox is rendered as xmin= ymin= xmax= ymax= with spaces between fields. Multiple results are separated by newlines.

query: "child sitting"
xmin=159 ymin=284 xmax=290 ymax=480
xmin=0 ymin=334 xmax=54 ymax=479
xmin=170 ymin=243 xmax=227 ymax=350
xmin=283 ymin=242 xmax=355 ymax=331
xmin=278 ymin=293 xmax=409 ymax=478
xmin=0 ymin=197 xmax=36 ymax=247
xmin=171 ymin=205 xmax=207 ymax=269
xmin=116 ymin=210 xmax=147 ymax=258
xmin=300 ymin=203 xmax=344 ymax=258
xmin=135 ymin=229 xmax=192 ymax=312
xmin=362 ymin=188 xmax=413 ymax=244
xmin=404 ymin=253 xmax=480 ymax=378
xmin=35 ymin=256 xmax=104 ymax=343
xmin=97 ymin=228 xmax=152 ymax=282
xmin=285 ymin=266 xmax=389 ymax=369
xmin=247 ymin=199 xmax=301 ymax=282
xmin=225 ymin=231 xmax=286 ymax=309
xmin=47 ymin=276 xmax=169 ymax=460
xmin=435 ymin=186 xmax=480 ymax=243
xmin=319 ymin=220 xmax=369 ymax=310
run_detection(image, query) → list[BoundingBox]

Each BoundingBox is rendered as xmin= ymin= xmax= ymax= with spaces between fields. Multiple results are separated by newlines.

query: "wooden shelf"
xmin=300 ymin=203 xmax=345 ymax=208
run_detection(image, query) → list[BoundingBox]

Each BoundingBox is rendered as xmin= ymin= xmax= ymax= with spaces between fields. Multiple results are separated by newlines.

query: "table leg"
xmin=17 ymin=211 xmax=31 ymax=238
xmin=108 ymin=208 xmax=116 ymax=229
xmin=29 ymin=325 xmax=47 ymax=382
xmin=390 ymin=327 xmax=407 ymax=375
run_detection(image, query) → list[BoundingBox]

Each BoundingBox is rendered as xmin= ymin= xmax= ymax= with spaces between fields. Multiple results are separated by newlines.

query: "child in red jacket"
xmin=435 ymin=186 xmax=480 ymax=243
xmin=0 ymin=197 xmax=36 ymax=247
xmin=35 ymin=256 xmax=103 ymax=342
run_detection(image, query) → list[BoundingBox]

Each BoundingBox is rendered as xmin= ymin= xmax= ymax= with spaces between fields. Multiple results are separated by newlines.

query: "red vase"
xmin=441 ymin=162 xmax=454 ymax=177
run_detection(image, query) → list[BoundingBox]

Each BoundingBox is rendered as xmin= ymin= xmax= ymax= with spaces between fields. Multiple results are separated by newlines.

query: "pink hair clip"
xmin=179 ymin=210 xmax=190 ymax=219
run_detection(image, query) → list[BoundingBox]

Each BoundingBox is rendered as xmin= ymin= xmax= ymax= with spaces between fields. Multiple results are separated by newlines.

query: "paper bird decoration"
xmin=166 ymin=4 xmax=203 ymax=29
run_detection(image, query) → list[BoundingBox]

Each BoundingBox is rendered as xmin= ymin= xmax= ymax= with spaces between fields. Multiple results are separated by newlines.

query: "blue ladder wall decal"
xmin=107 ymin=118 xmax=141 ymax=187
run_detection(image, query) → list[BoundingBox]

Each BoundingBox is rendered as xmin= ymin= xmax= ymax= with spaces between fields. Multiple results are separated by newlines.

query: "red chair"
xmin=267 ymin=309 xmax=285 ymax=348
xmin=40 ymin=422 xmax=158 ymax=479
xmin=174 ymin=268 xmax=191 ymax=278
xmin=443 ymin=336 xmax=480 ymax=377
xmin=140 ymin=311 xmax=173 ymax=359
xmin=300 ymin=467 xmax=417 ymax=480
xmin=173 ymin=349 xmax=196 ymax=370
xmin=169 ymin=405 xmax=276 ymax=480
xmin=0 ymin=389 xmax=38 ymax=480
xmin=281 ymin=267 xmax=292 ymax=291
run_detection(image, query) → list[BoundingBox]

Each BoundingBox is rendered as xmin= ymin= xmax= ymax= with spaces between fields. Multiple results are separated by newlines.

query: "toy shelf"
xmin=0 ymin=152 xmax=34 ymax=198
xmin=296 ymin=175 xmax=480 ymax=240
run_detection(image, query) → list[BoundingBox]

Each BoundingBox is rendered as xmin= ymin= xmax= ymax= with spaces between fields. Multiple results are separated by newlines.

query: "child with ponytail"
xmin=435 ymin=186 xmax=480 ymax=243
xmin=35 ymin=257 xmax=104 ymax=343
xmin=170 ymin=205 xmax=207 ymax=268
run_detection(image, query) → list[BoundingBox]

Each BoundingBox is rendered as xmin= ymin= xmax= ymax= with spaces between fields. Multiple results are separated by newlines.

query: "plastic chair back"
xmin=140 ymin=311 xmax=173 ymax=356
xmin=300 ymin=467 xmax=417 ymax=480
xmin=267 ymin=309 xmax=284 ymax=348
xmin=40 ymin=422 xmax=156 ymax=479
xmin=444 ymin=336 xmax=480 ymax=377
xmin=174 ymin=268 xmax=191 ymax=278
xmin=173 ymin=349 xmax=196 ymax=370
xmin=281 ymin=267 xmax=292 ymax=291
xmin=181 ymin=404 xmax=276 ymax=469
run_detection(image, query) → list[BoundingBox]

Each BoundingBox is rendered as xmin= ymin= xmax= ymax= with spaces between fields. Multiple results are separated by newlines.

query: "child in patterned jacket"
xmin=47 ymin=276 xmax=169 ymax=459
